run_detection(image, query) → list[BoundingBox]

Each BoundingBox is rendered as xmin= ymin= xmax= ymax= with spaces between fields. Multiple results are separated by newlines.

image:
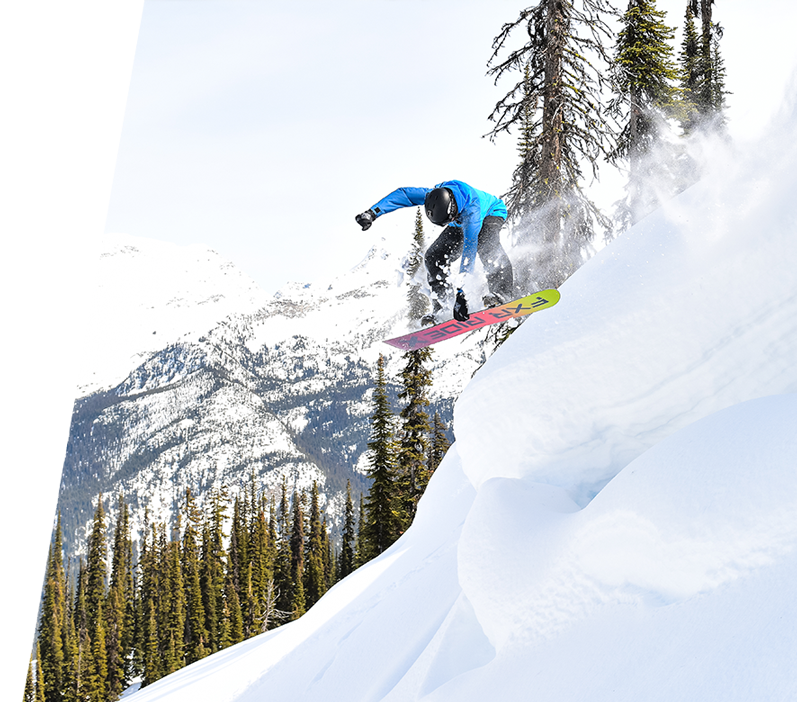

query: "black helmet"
xmin=424 ymin=187 xmax=458 ymax=226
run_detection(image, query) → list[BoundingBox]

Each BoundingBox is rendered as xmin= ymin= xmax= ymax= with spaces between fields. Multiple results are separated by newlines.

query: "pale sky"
xmin=105 ymin=0 xmax=797 ymax=295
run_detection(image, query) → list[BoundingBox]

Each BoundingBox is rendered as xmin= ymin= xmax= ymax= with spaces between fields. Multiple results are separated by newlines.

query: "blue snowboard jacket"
xmin=369 ymin=180 xmax=507 ymax=274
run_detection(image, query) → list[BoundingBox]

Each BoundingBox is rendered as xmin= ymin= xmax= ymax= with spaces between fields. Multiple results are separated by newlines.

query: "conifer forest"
xmin=31 ymin=337 xmax=450 ymax=700
xmin=27 ymin=0 xmax=729 ymax=699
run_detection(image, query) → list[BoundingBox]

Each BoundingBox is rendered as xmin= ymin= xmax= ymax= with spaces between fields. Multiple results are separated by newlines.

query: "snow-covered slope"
xmin=127 ymin=107 xmax=797 ymax=697
xmin=76 ymin=233 xmax=271 ymax=396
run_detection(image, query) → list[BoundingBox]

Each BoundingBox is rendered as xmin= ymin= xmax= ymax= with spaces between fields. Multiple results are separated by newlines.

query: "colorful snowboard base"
xmin=383 ymin=289 xmax=560 ymax=351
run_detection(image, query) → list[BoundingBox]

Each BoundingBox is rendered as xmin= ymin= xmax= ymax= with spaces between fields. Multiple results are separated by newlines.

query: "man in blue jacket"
xmin=355 ymin=180 xmax=514 ymax=324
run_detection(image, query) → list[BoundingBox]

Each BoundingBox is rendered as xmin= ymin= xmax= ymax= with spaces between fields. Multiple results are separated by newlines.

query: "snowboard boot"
xmin=420 ymin=299 xmax=443 ymax=327
xmin=482 ymin=292 xmax=508 ymax=309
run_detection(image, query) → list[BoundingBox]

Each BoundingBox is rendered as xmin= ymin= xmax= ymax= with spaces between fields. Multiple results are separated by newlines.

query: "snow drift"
xmin=128 ymin=107 xmax=797 ymax=699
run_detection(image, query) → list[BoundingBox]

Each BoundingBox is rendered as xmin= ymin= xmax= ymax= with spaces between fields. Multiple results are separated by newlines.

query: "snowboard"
xmin=384 ymin=289 xmax=560 ymax=351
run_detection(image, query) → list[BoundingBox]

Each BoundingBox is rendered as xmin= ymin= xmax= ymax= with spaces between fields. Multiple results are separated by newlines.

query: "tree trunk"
xmin=699 ymin=0 xmax=713 ymax=103
xmin=540 ymin=0 xmax=568 ymax=285
xmin=629 ymin=82 xmax=642 ymax=225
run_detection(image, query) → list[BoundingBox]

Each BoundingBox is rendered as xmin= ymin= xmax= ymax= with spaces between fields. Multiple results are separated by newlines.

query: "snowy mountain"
xmin=59 ymin=226 xmax=489 ymax=557
xmin=74 ymin=233 xmax=272 ymax=397
xmin=123 ymin=113 xmax=797 ymax=698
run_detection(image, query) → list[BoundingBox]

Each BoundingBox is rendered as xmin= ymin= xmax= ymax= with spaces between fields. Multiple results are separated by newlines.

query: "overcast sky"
xmin=105 ymin=0 xmax=797 ymax=295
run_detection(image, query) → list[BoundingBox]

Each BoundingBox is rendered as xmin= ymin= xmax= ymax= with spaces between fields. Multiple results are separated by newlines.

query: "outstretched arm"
xmin=370 ymin=187 xmax=429 ymax=216
xmin=355 ymin=187 xmax=429 ymax=230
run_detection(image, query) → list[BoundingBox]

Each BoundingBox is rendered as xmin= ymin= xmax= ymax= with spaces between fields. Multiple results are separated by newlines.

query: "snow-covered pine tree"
xmin=609 ymin=0 xmax=680 ymax=229
xmin=487 ymin=0 xmax=616 ymax=291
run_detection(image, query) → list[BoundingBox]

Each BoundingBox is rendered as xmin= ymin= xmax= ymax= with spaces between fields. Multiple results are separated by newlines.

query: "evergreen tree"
xmin=83 ymin=498 xmax=108 ymax=699
xmin=201 ymin=488 xmax=228 ymax=653
xmin=34 ymin=644 xmax=46 ymax=702
xmin=228 ymin=498 xmax=245 ymax=605
xmin=72 ymin=561 xmax=93 ymax=700
xmin=223 ymin=570 xmax=245 ymax=645
xmin=406 ymin=209 xmax=429 ymax=322
xmin=266 ymin=496 xmax=279 ymax=588
xmin=273 ymin=479 xmax=293 ymax=616
xmin=38 ymin=515 xmax=66 ymax=702
xmin=396 ymin=348 xmax=433 ymax=526
xmin=130 ymin=508 xmax=148 ymax=680
xmin=260 ymin=498 xmax=286 ymax=631
xmin=61 ymin=578 xmax=79 ymax=702
xmin=303 ymin=482 xmax=327 ymax=608
xmin=137 ymin=523 xmax=161 ymax=687
xmin=104 ymin=585 xmax=125 ymax=701
xmin=487 ymin=0 xmax=616 ymax=290
xmin=708 ymin=29 xmax=728 ymax=121
xmin=322 ymin=516 xmax=334 ymax=590
xmin=142 ymin=599 xmax=161 ymax=687
xmin=248 ymin=499 xmax=274 ymax=634
xmin=161 ymin=535 xmax=186 ymax=675
xmin=288 ymin=490 xmax=307 ymax=619
xmin=106 ymin=495 xmax=134 ymax=699
xmin=354 ymin=494 xmax=367 ymax=569
xmin=504 ymin=61 xmax=540 ymax=224
xmin=678 ymin=5 xmax=702 ymax=134
xmin=181 ymin=489 xmax=207 ymax=664
xmin=679 ymin=0 xmax=727 ymax=133
xmin=609 ymin=0 xmax=680 ymax=228
xmin=22 ymin=578 xmax=35 ymax=702
xmin=87 ymin=600 xmax=108 ymax=702
xmin=428 ymin=413 xmax=451 ymax=474
xmin=339 ymin=481 xmax=356 ymax=580
xmin=362 ymin=354 xmax=401 ymax=560
xmin=84 ymin=498 xmax=107 ymax=625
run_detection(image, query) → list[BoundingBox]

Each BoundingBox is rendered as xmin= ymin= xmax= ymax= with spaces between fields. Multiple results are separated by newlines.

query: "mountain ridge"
xmin=58 ymin=226 xmax=491 ymax=559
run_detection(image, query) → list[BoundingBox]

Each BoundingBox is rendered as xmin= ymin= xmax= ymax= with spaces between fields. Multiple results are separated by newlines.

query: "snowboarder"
xmin=355 ymin=180 xmax=514 ymax=325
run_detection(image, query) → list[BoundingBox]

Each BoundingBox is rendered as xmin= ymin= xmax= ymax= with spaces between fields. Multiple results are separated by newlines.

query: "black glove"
xmin=453 ymin=289 xmax=469 ymax=321
xmin=355 ymin=209 xmax=376 ymax=231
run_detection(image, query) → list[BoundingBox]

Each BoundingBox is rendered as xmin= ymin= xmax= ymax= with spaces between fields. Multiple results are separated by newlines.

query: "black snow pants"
xmin=424 ymin=215 xmax=513 ymax=304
